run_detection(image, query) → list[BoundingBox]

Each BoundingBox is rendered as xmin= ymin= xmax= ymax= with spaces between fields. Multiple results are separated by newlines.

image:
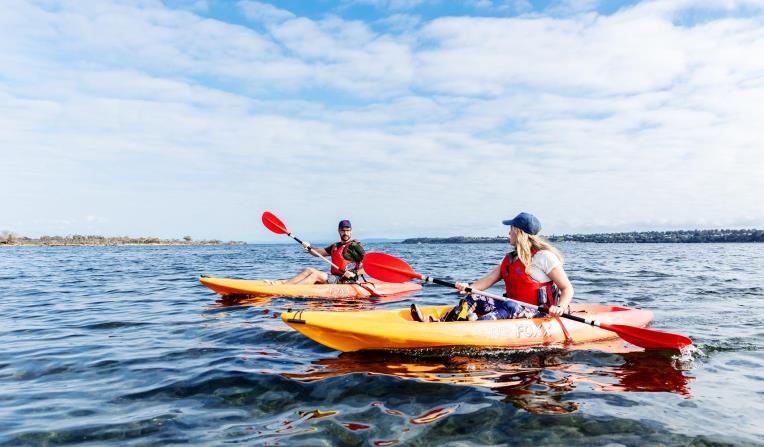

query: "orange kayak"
xmin=199 ymin=277 xmax=422 ymax=298
xmin=281 ymin=304 xmax=654 ymax=352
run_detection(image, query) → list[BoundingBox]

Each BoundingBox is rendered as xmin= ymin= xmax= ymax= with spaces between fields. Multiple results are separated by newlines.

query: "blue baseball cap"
xmin=338 ymin=219 xmax=352 ymax=229
xmin=502 ymin=212 xmax=541 ymax=235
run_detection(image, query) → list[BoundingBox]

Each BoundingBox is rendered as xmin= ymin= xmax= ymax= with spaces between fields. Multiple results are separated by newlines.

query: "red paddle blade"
xmin=600 ymin=323 xmax=693 ymax=350
xmin=363 ymin=252 xmax=422 ymax=283
xmin=262 ymin=211 xmax=289 ymax=235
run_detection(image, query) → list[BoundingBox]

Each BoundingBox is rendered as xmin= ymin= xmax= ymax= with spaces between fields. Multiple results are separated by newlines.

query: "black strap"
xmin=536 ymin=284 xmax=557 ymax=307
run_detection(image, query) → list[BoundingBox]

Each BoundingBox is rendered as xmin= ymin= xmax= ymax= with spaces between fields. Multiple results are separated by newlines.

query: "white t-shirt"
xmin=512 ymin=249 xmax=561 ymax=283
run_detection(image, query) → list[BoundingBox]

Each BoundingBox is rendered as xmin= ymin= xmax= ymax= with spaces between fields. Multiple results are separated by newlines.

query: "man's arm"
xmin=350 ymin=242 xmax=366 ymax=261
xmin=300 ymin=241 xmax=329 ymax=257
xmin=311 ymin=246 xmax=330 ymax=257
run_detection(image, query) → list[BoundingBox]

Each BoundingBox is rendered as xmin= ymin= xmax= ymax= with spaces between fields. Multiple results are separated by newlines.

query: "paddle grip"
xmin=431 ymin=277 xmax=457 ymax=288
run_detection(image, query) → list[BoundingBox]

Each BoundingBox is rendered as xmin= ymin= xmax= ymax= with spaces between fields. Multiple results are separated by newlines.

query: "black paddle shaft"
xmin=287 ymin=233 xmax=305 ymax=245
xmin=426 ymin=276 xmax=597 ymax=326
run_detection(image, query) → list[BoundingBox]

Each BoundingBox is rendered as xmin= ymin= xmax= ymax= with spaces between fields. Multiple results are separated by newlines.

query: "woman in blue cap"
xmin=412 ymin=212 xmax=573 ymax=322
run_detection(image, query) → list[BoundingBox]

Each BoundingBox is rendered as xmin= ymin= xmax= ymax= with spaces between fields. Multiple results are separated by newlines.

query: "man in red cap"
xmin=283 ymin=219 xmax=367 ymax=284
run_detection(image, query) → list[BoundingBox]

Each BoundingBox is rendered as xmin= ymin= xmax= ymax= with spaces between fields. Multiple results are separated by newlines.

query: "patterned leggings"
xmin=465 ymin=295 xmax=541 ymax=320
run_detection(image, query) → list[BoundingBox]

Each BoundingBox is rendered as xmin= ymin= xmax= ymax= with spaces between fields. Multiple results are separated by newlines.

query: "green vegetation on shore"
xmin=401 ymin=229 xmax=764 ymax=244
xmin=0 ymin=231 xmax=243 ymax=246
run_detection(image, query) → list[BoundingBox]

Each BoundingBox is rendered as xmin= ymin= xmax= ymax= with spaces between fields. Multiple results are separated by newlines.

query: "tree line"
xmin=401 ymin=229 xmax=764 ymax=244
xmin=548 ymin=229 xmax=764 ymax=243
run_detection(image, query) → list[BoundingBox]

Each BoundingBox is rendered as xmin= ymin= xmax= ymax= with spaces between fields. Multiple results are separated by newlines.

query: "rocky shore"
xmin=0 ymin=233 xmax=243 ymax=246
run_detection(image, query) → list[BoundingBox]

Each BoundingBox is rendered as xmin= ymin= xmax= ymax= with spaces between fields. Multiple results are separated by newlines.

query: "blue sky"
xmin=1 ymin=0 xmax=763 ymax=242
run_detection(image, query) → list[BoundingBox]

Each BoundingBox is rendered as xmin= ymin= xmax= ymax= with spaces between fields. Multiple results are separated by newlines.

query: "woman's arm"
xmin=455 ymin=266 xmax=502 ymax=292
xmin=546 ymin=266 xmax=574 ymax=316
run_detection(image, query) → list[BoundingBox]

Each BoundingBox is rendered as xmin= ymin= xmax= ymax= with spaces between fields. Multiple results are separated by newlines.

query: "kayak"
xmin=281 ymin=304 xmax=654 ymax=352
xmin=199 ymin=277 xmax=422 ymax=298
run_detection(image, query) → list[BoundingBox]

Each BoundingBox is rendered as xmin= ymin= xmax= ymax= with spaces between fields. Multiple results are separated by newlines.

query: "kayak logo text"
xmin=515 ymin=321 xmax=554 ymax=338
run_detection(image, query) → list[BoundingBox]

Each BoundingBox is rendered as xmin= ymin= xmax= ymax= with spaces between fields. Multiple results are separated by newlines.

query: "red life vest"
xmin=330 ymin=240 xmax=360 ymax=276
xmin=499 ymin=250 xmax=555 ymax=306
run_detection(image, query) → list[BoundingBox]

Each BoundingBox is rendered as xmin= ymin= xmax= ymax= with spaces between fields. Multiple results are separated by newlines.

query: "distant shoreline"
xmin=1 ymin=243 xmax=244 ymax=247
xmin=0 ymin=234 xmax=244 ymax=246
xmin=401 ymin=229 xmax=764 ymax=244
xmin=3 ymin=228 xmax=763 ymax=246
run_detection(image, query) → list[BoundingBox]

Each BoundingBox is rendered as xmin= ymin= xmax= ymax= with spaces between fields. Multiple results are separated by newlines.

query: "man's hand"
xmin=302 ymin=241 xmax=312 ymax=252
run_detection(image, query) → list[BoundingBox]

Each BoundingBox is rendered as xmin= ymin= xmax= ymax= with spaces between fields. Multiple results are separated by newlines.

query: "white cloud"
xmin=264 ymin=16 xmax=415 ymax=96
xmin=546 ymin=0 xmax=599 ymax=16
xmin=415 ymin=14 xmax=690 ymax=96
xmin=238 ymin=0 xmax=295 ymax=23
xmin=342 ymin=0 xmax=431 ymax=11
xmin=374 ymin=13 xmax=422 ymax=32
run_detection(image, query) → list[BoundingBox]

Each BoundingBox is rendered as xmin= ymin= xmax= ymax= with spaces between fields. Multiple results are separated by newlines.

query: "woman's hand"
xmin=342 ymin=270 xmax=357 ymax=279
xmin=455 ymin=282 xmax=470 ymax=293
xmin=302 ymin=241 xmax=312 ymax=252
xmin=547 ymin=267 xmax=574 ymax=317
xmin=547 ymin=304 xmax=569 ymax=317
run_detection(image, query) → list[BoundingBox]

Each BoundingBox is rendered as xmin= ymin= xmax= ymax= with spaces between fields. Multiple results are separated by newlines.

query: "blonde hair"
xmin=513 ymin=227 xmax=564 ymax=274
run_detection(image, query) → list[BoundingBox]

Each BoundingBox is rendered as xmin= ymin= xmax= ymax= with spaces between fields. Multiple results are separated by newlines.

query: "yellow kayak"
xmin=281 ymin=304 xmax=654 ymax=352
xmin=199 ymin=277 xmax=422 ymax=298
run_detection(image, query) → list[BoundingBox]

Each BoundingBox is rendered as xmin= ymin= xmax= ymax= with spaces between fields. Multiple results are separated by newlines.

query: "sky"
xmin=1 ymin=0 xmax=763 ymax=242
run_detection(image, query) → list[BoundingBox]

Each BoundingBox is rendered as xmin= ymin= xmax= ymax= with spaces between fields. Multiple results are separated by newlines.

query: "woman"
xmin=411 ymin=212 xmax=573 ymax=322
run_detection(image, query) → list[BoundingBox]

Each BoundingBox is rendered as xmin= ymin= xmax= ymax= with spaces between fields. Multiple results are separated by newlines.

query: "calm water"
xmin=1 ymin=242 xmax=763 ymax=446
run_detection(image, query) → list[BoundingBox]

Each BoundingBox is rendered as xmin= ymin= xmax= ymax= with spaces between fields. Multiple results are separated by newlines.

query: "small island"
xmin=401 ymin=229 xmax=764 ymax=244
xmin=0 ymin=232 xmax=243 ymax=246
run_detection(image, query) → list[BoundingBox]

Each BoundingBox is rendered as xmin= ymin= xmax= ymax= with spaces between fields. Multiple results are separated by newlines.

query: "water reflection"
xmin=211 ymin=293 xmax=413 ymax=310
xmin=213 ymin=294 xmax=273 ymax=308
xmin=222 ymin=409 xmax=323 ymax=444
xmin=597 ymin=350 xmax=692 ymax=396
xmin=282 ymin=345 xmax=692 ymax=415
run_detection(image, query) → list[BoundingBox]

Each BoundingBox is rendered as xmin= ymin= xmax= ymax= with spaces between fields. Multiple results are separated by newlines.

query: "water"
xmin=1 ymin=242 xmax=762 ymax=446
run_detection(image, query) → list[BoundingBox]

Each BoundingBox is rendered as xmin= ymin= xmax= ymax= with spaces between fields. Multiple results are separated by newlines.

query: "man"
xmin=284 ymin=219 xmax=367 ymax=284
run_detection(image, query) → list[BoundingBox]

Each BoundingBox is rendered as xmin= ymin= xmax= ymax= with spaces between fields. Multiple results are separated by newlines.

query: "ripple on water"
xmin=1 ymin=243 xmax=763 ymax=445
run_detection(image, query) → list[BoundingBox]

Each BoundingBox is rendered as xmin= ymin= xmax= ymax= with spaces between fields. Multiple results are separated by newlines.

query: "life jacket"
xmin=330 ymin=240 xmax=361 ymax=276
xmin=499 ymin=250 xmax=558 ymax=307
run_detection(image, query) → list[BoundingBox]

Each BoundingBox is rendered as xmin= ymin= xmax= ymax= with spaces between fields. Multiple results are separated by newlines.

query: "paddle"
xmin=261 ymin=211 xmax=381 ymax=297
xmin=362 ymin=252 xmax=692 ymax=350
